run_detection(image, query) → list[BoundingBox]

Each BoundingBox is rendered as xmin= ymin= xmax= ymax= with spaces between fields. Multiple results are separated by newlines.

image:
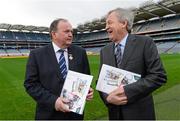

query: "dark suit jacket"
xmin=98 ymin=34 xmax=167 ymax=120
xmin=24 ymin=43 xmax=90 ymax=120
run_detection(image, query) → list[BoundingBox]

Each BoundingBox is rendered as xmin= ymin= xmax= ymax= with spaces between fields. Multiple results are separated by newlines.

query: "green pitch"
xmin=0 ymin=54 xmax=180 ymax=120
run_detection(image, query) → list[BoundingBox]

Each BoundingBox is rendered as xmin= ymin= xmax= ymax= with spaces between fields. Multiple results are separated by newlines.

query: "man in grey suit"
xmin=98 ymin=8 xmax=167 ymax=120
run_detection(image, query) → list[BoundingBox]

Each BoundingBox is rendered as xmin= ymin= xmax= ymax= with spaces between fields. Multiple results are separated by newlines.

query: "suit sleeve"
xmin=124 ymin=37 xmax=167 ymax=104
xmin=24 ymin=51 xmax=58 ymax=109
xmin=97 ymin=49 xmax=109 ymax=107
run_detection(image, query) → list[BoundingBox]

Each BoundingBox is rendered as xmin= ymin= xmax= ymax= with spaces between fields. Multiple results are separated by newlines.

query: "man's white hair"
xmin=107 ymin=8 xmax=134 ymax=32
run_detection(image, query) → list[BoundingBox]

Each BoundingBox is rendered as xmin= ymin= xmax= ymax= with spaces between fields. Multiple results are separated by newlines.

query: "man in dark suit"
xmin=24 ymin=18 xmax=93 ymax=120
xmin=98 ymin=8 xmax=167 ymax=120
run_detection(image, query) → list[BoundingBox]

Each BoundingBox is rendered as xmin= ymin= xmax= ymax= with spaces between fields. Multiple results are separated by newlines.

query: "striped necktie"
xmin=58 ymin=49 xmax=67 ymax=80
xmin=115 ymin=44 xmax=122 ymax=68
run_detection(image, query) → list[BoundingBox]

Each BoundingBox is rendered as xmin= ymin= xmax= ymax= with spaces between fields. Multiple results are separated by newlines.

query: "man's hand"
xmin=86 ymin=87 xmax=94 ymax=101
xmin=106 ymin=85 xmax=128 ymax=105
xmin=55 ymin=97 xmax=70 ymax=112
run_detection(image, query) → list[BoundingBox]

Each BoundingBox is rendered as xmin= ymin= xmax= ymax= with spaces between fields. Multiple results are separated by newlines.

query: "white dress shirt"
xmin=52 ymin=42 xmax=69 ymax=70
xmin=114 ymin=33 xmax=128 ymax=57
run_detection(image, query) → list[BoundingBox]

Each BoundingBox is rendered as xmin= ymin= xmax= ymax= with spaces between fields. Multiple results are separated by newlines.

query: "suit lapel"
xmin=47 ymin=44 xmax=63 ymax=81
xmin=67 ymin=45 xmax=75 ymax=71
xmin=120 ymin=34 xmax=136 ymax=69
xmin=108 ymin=42 xmax=117 ymax=67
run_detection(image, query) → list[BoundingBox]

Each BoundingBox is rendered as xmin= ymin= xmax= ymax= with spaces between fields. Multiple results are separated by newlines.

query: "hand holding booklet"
xmin=60 ymin=70 xmax=93 ymax=115
xmin=96 ymin=64 xmax=141 ymax=94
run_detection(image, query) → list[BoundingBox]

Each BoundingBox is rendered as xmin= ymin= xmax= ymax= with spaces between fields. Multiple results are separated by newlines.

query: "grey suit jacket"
xmin=98 ymin=34 xmax=167 ymax=120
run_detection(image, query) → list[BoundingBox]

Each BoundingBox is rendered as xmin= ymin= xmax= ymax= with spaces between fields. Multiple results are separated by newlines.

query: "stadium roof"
xmin=76 ymin=0 xmax=180 ymax=32
xmin=0 ymin=0 xmax=179 ymax=33
xmin=133 ymin=0 xmax=180 ymax=22
xmin=0 ymin=23 xmax=49 ymax=33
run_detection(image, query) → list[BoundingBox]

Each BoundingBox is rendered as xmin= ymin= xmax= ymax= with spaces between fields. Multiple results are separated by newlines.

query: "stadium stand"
xmin=19 ymin=49 xmax=30 ymax=56
xmin=0 ymin=0 xmax=179 ymax=56
xmin=6 ymin=49 xmax=21 ymax=56
xmin=0 ymin=49 xmax=7 ymax=56
xmin=157 ymin=42 xmax=177 ymax=53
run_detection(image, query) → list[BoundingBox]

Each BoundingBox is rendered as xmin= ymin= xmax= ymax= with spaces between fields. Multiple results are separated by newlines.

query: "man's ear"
xmin=122 ymin=21 xmax=128 ymax=29
xmin=51 ymin=31 xmax=56 ymax=39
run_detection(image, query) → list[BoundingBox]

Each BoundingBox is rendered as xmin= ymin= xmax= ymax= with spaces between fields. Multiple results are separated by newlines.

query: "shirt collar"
xmin=52 ymin=42 xmax=68 ymax=53
xmin=115 ymin=33 xmax=128 ymax=47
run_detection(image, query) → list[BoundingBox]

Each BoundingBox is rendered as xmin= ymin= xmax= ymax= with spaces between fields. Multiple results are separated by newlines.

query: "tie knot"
xmin=116 ymin=44 xmax=121 ymax=51
xmin=115 ymin=43 xmax=122 ymax=55
xmin=116 ymin=43 xmax=121 ymax=48
xmin=58 ymin=49 xmax=65 ymax=53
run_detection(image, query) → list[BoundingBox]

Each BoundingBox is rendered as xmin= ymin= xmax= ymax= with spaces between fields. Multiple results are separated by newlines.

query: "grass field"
xmin=0 ymin=54 xmax=180 ymax=120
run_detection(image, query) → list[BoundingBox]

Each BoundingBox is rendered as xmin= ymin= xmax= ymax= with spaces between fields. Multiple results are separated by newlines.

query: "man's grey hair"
xmin=107 ymin=8 xmax=134 ymax=32
xmin=49 ymin=18 xmax=68 ymax=39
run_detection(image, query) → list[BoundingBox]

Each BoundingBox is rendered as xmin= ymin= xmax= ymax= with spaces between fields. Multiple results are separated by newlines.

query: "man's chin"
xmin=109 ymin=37 xmax=116 ymax=42
xmin=66 ymin=42 xmax=72 ymax=47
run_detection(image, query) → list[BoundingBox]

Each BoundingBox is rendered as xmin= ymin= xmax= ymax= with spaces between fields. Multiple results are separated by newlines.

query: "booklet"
xmin=60 ymin=70 xmax=93 ymax=115
xmin=96 ymin=64 xmax=141 ymax=94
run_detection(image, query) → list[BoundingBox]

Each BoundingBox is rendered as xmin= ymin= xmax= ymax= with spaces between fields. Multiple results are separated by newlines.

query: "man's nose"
xmin=105 ymin=24 xmax=109 ymax=31
xmin=68 ymin=32 xmax=73 ymax=37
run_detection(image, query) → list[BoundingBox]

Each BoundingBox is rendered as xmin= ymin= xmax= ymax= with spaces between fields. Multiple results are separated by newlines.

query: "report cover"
xmin=96 ymin=64 xmax=141 ymax=94
xmin=60 ymin=70 xmax=93 ymax=114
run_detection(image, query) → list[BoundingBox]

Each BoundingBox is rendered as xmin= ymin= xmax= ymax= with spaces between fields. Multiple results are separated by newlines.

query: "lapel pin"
xmin=69 ymin=54 xmax=73 ymax=60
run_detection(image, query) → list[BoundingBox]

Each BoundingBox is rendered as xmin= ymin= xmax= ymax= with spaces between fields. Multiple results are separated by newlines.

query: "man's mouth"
xmin=67 ymin=38 xmax=72 ymax=41
xmin=107 ymin=30 xmax=113 ymax=34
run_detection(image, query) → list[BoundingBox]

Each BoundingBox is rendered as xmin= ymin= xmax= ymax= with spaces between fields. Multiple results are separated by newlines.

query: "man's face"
xmin=53 ymin=21 xmax=73 ymax=48
xmin=105 ymin=12 xmax=127 ymax=42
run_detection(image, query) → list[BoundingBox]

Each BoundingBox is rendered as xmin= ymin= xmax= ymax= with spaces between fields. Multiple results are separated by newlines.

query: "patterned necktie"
xmin=58 ymin=49 xmax=67 ymax=80
xmin=115 ymin=44 xmax=122 ymax=68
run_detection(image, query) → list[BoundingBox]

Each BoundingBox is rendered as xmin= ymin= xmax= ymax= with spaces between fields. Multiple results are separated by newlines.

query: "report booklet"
xmin=60 ymin=70 xmax=93 ymax=114
xmin=96 ymin=64 xmax=141 ymax=94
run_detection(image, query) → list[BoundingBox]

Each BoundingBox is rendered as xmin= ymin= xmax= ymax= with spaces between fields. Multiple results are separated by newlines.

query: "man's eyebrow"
xmin=64 ymin=29 xmax=73 ymax=32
